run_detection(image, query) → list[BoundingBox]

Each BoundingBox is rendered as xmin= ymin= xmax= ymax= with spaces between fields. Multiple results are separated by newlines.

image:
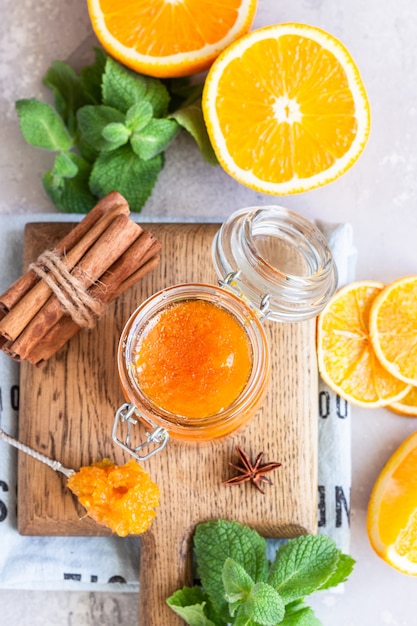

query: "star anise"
xmin=222 ymin=446 xmax=282 ymax=494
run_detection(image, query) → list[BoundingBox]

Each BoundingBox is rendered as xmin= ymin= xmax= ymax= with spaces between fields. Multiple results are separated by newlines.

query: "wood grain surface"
xmin=17 ymin=222 xmax=318 ymax=626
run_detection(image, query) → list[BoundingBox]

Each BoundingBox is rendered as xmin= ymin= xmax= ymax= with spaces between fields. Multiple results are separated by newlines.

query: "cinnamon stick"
xmin=0 ymin=191 xmax=129 ymax=314
xmin=26 ymin=253 xmax=161 ymax=365
xmin=0 ymin=206 xmax=137 ymax=343
xmin=0 ymin=192 xmax=162 ymax=364
xmin=24 ymin=236 xmax=161 ymax=364
xmin=9 ymin=215 xmax=143 ymax=360
xmin=88 ymin=232 xmax=161 ymax=303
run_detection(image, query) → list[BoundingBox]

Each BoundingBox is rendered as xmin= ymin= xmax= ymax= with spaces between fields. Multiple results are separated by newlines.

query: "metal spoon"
xmin=0 ymin=427 xmax=75 ymax=478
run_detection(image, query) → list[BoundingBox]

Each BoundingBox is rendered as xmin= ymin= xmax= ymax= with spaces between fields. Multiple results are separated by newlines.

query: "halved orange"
xmin=389 ymin=387 xmax=417 ymax=417
xmin=317 ymin=281 xmax=410 ymax=407
xmin=203 ymin=23 xmax=371 ymax=195
xmin=87 ymin=0 xmax=258 ymax=78
xmin=367 ymin=430 xmax=417 ymax=575
xmin=370 ymin=275 xmax=417 ymax=386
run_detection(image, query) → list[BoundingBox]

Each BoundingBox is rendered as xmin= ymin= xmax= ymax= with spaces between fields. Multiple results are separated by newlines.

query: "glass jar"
xmin=117 ymin=283 xmax=270 ymax=444
xmin=113 ymin=205 xmax=337 ymax=459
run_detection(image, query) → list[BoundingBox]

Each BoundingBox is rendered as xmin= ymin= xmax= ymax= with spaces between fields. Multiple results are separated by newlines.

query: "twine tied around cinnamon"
xmin=29 ymin=250 xmax=105 ymax=329
xmin=0 ymin=192 xmax=162 ymax=364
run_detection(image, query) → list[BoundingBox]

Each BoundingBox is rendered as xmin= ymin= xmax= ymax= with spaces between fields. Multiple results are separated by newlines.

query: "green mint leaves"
xmin=15 ymin=48 xmax=216 ymax=213
xmin=89 ymin=146 xmax=164 ymax=211
xmin=16 ymin=99 xmax=73 ymax=152
xmin=166 ymin=520 xmax=355 ymax=626
xmin=267 ymin=534 xmax=341 ymax=604
xmin=194 ymin=518 xmax=269 ymax=621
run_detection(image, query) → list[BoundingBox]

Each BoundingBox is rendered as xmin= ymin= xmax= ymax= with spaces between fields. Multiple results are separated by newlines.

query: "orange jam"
xmin=67 ymin=459 xmax=160 ymax=537
xmin=133 ymin=299 xmax=253 ymax=418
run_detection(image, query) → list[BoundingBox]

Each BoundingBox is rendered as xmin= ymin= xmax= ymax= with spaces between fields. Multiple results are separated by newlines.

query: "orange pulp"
xmin=133 ymin=299 xmax=253 ymax=418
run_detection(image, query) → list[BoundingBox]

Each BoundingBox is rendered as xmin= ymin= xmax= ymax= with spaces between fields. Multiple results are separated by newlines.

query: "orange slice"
xmin=389 ymin=387 xmax=417 ymax=417
xmin=370 ymin=275 xmax=417 ymax=386
xmin=317 ymin=281 xmax=410 ymax=407
xmin=86 ymin=0 xmax=258 ymax=78
xmin=367 ymin=431 xmax=417 ymax=575
xmin=202 ymin=23 xmax=371 ymax=195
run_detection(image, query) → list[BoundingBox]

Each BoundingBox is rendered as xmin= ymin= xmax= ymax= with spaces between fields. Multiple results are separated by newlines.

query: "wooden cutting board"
xmin=18 ymin=221 xmax=318 ymax=626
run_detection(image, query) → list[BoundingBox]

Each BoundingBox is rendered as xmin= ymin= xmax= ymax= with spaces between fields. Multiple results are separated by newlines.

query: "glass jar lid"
xmin=212 ymin=205 xmax=338 ymax=322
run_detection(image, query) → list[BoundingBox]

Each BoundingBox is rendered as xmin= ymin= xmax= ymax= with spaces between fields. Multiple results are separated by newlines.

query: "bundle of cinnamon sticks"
xmin=0 ymin=192 xmax=161 ymax=365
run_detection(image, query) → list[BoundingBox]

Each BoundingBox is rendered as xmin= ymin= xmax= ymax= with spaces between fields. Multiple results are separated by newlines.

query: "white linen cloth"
xmin=0 ymin=214 xmax=355 ymax=591
xmin=315 ymin=219 xmax=356 ymax=555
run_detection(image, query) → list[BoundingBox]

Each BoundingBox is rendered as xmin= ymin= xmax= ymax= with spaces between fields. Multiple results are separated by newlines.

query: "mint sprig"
xmin=15 ymin=48 xmax=216 ymax=213
xmin=167 ymin=520 xmax=355 ymax=626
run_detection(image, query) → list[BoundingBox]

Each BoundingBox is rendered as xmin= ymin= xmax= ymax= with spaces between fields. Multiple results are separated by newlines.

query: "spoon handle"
xmin=0 ymin=427 xmax=75 ymax=478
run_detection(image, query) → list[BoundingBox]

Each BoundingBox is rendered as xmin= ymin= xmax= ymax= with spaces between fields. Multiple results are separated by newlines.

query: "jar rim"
xmin=244 ymin=207 xmax=333 ymax=285
xmin=117 ymin=283 xmax=270 ymax=441
xmin=212 ymin=205 xmax=338 ymax=322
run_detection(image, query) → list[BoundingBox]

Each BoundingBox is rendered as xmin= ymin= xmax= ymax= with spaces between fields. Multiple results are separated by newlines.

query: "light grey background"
xmin=2 ymin=0 xmax=417 ymax=624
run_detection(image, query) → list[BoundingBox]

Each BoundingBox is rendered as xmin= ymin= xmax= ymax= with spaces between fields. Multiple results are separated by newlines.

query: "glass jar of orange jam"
xmin=114 ymin=206 xmax=337 ymax=457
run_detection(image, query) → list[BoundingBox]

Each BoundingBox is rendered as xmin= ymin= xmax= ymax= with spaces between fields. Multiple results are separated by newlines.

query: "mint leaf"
xmin=168 ymin=603 xmax=216 ymax=626
xmin=43 ymin=153 xmax=95 ymax=213
xmin=195 ymin=520 xmax=269 ymax=622
xmin=131 ymin=118 xmax=179 ymax=160
xmin=243 ymin=582 xmax=285 ymax=626
xmin=77 ymin=105 xmax=126 ymax=151
xmin=89 ymin=144 xmax=163 ymax=211
xmin=268 ymin=535 xmax=340 ymax=605
xmin=170 ymin=100 xmax=218 ymax=165
xmin=50 ymin=152 xmax=79 ymax=178
xmin=280 ymin=604 xmax=322 ymax=626
xmin=43 ymin=60 xmax=90 ymax=134
xmin=222 ymin=558 xmax=254 ymax=617
xmin=167 ymin=586 xmax=217 ymax=626
xmin=102 ymin=57 xmax=170 ymax=116
xmin=78 ymin=137 xmax=99 ymax=164
xmin=238 ymin=599 xmax=322 ymax=625
xmin=143 ymin=76 xmax=171 ymax=117
xmin=102 ymin=58 xmax=146 ymax=112
xmin=101 ymin=122 xmax=131 ymax=147
xmin=126 ymin=101 xmax=154 ymax=132
xmin=16 ymin=99 xmax=73 ymax=151
xmin=223 ymin=558 xmax=254 ymax=603
xmin=233 ymin=607 xmax=265 ymax=626
xmin=318 ymin=552 xmax=355 ymax=590
xmin=80 ymin=47 xmax=107 ymax=104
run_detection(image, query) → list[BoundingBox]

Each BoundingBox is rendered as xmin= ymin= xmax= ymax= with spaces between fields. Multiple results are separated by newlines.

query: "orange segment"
xmin=87 ymin=0 xmax=257 ymax=77
xmin=367 ymin=431 xmax=417 ymax=575
xmin=370 ymin=276 xmax=417 ymax=386
xmin=389 ymin=386 xmax=417 ymax=417
xmin=203 ymin=23 xmax=370 ymax=195
xmin=317 ymin=281 xmax=410 ymax=407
